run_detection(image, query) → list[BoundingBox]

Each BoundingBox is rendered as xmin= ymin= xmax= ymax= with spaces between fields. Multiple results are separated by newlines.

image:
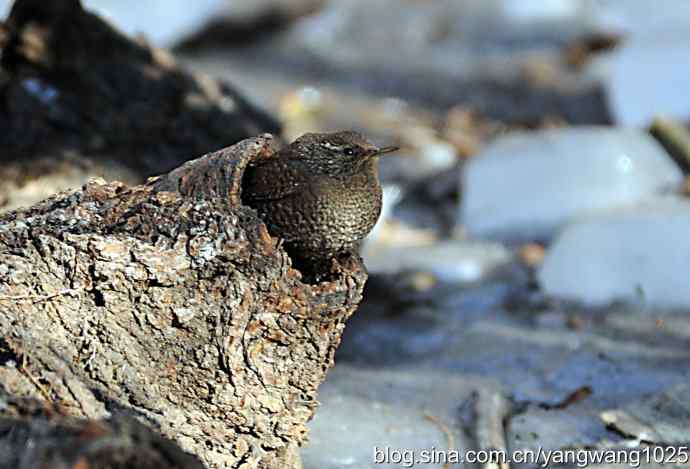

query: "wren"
xmin=242 ymin=131 xmax=398 ymax=279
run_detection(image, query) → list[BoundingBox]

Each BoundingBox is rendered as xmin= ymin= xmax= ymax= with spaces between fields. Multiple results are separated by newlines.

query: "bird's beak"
xmin=372 ymin=146 xmax=399 ymax=157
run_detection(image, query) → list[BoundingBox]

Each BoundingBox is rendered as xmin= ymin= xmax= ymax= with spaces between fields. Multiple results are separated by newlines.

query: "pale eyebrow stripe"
xmin=321 ymin=142 xmax=344 ymax=150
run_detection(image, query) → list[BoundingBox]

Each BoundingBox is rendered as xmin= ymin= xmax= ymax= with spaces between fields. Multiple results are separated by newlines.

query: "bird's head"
xmin=287 ymin=131 xmax=398 ymax=176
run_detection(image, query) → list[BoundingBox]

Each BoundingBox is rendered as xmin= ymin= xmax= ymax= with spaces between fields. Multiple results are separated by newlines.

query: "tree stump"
xmin=0 ymin=135 xmax=368 ymax=468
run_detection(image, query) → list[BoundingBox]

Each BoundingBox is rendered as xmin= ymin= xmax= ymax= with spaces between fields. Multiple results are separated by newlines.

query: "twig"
xmin=649 ymin=117 xmax=690 ymax=173
xmin=0 ymin=288 xmax=77 ymax=304
xmin=475 ymin=390 xmax=512 ymax=469
xmin=20 ymin=353 xmax=53 ymax=404
xmin=424 ymin=414 xmax=455 ymax=469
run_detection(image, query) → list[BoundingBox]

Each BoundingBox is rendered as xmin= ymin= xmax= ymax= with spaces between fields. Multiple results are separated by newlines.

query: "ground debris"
xmin=601 ymin=384 xmax=690 ymax=444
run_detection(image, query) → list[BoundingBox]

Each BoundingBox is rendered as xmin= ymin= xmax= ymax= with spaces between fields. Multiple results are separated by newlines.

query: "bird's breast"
xmin=299 ymin=171 xmax=382 ymax=250
xmin=247 ymin=164 xmax=383 ymax=261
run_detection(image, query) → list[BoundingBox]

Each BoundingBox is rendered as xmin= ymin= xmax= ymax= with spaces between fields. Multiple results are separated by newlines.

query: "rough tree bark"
xmin=0 ymin=135 xmax=368 ymax=468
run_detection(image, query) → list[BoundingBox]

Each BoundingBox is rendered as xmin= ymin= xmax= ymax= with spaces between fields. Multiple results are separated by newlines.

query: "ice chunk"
xmin=363 ymin=240 xmax=513 ymax=283
xmin=538 ymin=197 xmax=690 ymax=308
xmin=460 ymin=127 xmax=682 ymax=242
xmin=605 ymin=31 xmax=690 ymax=127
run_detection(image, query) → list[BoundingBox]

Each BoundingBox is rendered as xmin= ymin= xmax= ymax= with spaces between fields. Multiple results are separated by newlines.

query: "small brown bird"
xmin=242 ymin=131 xmax=398 ymax=279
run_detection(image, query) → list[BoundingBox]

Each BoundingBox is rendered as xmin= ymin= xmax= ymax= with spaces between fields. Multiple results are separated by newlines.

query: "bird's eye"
xmin=343 ymin=147 xmax=355 ymax=156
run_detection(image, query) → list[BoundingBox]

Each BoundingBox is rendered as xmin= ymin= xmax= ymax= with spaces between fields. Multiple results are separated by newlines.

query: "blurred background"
xmin=2 ymin=0 xmax=690 ymax=468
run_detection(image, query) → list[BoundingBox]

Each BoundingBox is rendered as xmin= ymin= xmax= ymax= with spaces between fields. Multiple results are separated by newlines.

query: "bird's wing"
xmin=242 ymin=158 xmax=307 ymax=202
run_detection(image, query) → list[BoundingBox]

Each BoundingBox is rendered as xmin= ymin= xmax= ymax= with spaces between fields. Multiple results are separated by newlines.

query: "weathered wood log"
xmin=0 ymin=134 xmax=368 ymax=468
xmin=0 ymin=0 xmax=279 ymax=189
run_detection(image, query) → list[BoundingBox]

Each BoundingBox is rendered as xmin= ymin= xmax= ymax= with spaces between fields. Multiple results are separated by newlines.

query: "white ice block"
xmin=539 ymin=197 xmax=690 ymax=308
xmin=460 ymin=127 xmax=682 ymax=242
